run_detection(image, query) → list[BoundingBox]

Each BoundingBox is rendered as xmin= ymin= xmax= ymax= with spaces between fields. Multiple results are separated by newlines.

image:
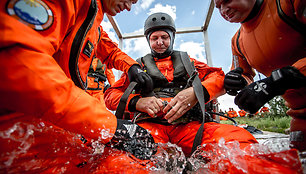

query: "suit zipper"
xmin=69 ymin=0 xmax=98 ymax=89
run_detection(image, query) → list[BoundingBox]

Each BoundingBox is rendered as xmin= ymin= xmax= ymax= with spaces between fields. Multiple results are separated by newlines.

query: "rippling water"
xmin=0 ymin=121 xmax=304 ymax=173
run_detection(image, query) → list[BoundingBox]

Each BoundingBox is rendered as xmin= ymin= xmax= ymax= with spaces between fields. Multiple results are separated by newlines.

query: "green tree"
xmin=267 ymin=96 xmax=289 ymax=117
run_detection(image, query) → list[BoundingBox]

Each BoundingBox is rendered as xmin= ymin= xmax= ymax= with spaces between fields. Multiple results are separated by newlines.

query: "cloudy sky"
xmin=101 ymin=0 xmax=256 ymax=112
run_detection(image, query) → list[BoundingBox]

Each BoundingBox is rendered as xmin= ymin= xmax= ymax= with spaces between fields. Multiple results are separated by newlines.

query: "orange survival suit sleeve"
xmin=0 ymin=3 xmax=119 ymax=143
xmin=106 ymin=68 xmax=116 ymax=86
xmin=191 ymin=58 xmax=226 ymax=100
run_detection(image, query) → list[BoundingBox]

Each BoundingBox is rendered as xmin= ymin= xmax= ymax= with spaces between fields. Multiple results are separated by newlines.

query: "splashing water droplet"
xmin=39 ymin=122 xmax=45 ymax=127
xmin=100 ymin=129 xmax=112 ymax=139
xmin=91 ymin=140 xmax=105 ymax=155
xmin=150 ymin=142 xmax=186 ymax=173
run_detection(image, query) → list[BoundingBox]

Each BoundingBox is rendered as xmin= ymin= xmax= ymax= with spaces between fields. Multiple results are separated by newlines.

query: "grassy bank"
xmin=220 ymin=114 xmax=291 ymax=134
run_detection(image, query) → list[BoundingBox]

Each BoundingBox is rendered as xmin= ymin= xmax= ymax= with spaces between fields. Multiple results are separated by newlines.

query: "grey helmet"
xmin=144 ymin=12 xmax=176 ymax=58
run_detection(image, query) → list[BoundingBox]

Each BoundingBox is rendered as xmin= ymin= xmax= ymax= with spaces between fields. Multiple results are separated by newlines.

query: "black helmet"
xmin=144 ymin=12 xmax=176 ymax=59
xmin=144 ymin=12 xmax=176 ymax=36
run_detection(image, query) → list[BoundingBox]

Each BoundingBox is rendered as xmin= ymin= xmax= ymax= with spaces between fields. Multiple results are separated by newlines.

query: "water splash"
xmin=150 ymin=142 xmax=186 ymax=173
xmin=0 ymin=121 xmax=93 ymax=173
xmin=0 ymin=122 xmax=39 ymax=167
xmin=261 ymin=138 xmax=290 ymax=152
xmin=187 ymin=138 xmax=302 ymax=173
xmin=100 ymin=128 xmax=112 ymax=140
xmin=0 ymin=122 xmax=303 ymax=173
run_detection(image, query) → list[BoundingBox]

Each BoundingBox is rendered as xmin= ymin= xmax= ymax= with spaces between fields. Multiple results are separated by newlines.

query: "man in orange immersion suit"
xmin=0 ymin=0 xmax=157 ymax=173
xmin=87 ymin=57 xmax=116 ymax=107
xmin=227 ymin=108 xmax=238 ymax=118
xmin=260 ymin=106 xmax=269 ymax=113
xmin=215 ymin=0 xmax=306 ymax=151
xmin=238 ymin=110 xmax=247 ymax=117
xmin=104 ymin=12 xmax=258 ymax=159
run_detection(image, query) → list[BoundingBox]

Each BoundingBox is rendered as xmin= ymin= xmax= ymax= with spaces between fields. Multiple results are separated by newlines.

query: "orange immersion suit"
xmin=227 ymin=110 xmax=238 ymax=118
xmin=260 ymin=106 xmax=269 ymax=113
xmin=105 ymin=52 xmax=258 ymax=157
xmin=230 ymin=0 xmax=306 ymax=150
xmin=238 ymin=110 xmax=247 ymax=117
xmin=0 ymin=0 xmax=143 ymax=172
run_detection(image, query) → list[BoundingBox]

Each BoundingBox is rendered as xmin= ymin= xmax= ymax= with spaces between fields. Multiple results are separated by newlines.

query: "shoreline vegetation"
xmin=220 ymin=96 xmax=290 ymax=134
xmin=221 ymin=114 xmax=291 ymax=134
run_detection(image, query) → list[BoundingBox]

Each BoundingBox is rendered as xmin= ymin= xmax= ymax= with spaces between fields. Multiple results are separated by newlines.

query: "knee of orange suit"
xmin=171 ymin=122 xmax=257 ymax=157
xmin=200 ymin=123 xmax=258 ymax=151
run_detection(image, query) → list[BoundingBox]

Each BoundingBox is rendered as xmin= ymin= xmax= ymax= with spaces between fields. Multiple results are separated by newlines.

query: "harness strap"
xmin=179 ymin=52 xmax=207 ymax=154
xmin=115 ymin=81 xmax=138 ymax=119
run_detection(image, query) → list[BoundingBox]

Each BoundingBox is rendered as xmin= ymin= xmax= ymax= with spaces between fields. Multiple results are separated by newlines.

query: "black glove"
xmin=110 ymin=119 xmax=157 ymax=160
xmin=224 ymin=67 xmax=247 ymax=96
xmin=235 ymin=66 xmax=306 ymax=114
xmin=128 ymin=65 xmax=153 ymax=94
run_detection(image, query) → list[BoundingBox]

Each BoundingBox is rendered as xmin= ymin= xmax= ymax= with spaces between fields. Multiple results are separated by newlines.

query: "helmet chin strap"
xmin=147 ymin=28 xmax=175 ymax=59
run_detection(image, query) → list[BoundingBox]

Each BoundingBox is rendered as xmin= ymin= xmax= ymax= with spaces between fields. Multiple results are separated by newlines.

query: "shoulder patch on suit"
xmin=6 ymin=0 xmax=53 ymax=30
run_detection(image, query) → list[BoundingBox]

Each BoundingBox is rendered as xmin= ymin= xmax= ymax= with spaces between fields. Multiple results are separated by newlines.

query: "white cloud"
xmin=101 ymin=20 xmax=119 ymax=44
xmin=123 ymin=37 xmax=151 ymax=58
xmin=191 ymin=10 xmax=195 ymax=15
xmin=134 ymin=0 xmax=155 ymax=14
xmin=148 ymin=3 xmax=177 ymax=21
xmin=178 ymin=41 xmax=206 ymax=63
xmin=217 ymin=94 xmax=239 ymax=112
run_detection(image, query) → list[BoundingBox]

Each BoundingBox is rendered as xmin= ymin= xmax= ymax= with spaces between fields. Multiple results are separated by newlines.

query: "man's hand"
xmin=136 ymin=97 xmax=164 ymax=117
xmin=163 ymin=87 xmax=197 ymax=123
xmin=110 ymin=119 xmax=157 ymax=160
xmin=128 ymin=65 xmax=153 ymax=94
xmin=235 ymin=66 xmax=306 ymax=114
xmin=224 ymin=67 xmax=247 ymax=96
xmin=234 ymin=77 xmax=277 ymax=114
